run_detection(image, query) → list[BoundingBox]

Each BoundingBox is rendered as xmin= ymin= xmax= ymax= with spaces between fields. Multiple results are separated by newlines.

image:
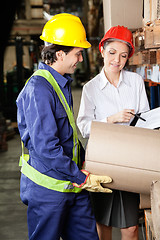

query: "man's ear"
xmin=56 ymin=50 xmax=65 ymax=60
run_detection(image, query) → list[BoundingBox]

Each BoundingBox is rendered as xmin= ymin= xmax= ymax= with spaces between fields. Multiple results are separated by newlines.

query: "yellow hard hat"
xmin=40 ymin=13 xmax=91 ymax=48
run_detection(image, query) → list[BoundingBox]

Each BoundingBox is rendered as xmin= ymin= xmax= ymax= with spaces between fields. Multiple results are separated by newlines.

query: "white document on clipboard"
xmin=134 ymin=107 xmax=160 ymax=129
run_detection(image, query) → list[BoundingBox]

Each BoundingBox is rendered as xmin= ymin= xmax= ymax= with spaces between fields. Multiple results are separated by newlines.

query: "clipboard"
xmin=130 ymin=107 xmax=160 ymax=129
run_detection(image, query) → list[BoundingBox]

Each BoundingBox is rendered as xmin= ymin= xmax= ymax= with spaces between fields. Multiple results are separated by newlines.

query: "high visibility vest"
xmin=19 ymin=69 xmax=82 ymax=193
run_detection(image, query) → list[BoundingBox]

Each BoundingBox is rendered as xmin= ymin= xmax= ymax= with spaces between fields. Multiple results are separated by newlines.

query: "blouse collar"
xmin=99 ymin=68 xmax=130 ymax=90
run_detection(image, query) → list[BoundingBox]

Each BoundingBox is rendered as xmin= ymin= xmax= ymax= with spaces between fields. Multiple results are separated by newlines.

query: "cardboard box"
xmin=145 ymin=25 xmax=160 ymax=49
xmin=151 ymin=181 xmax=160 ymax=239
xmin=85 ymin=122 xmax=160 ymax=194
xmin=149 ymin=50 xmax=157 ymax=64
xmin=144 ymin=0 xmax=160 ymax=25
xmin=144 ymin=210 xmax=155 ymax=240
xmin=145 ymin=27 xmax=154 ymax=49
xmin=31 ymin=8 xmax=43 ymax=19
xmin=156 ymin=49 xmax=160 ymax=64
xmin=102 ymin=0 xmax=143 ymax=31
xmin=30 ymin=0 xmax=43 ymax=6
xmin=131 ymin=52 xmax=143 ymax=65
xmin=144 ymin=0 xmax=151 ymax=25
xmin=140 ymin=194 xmax=151 ymax=209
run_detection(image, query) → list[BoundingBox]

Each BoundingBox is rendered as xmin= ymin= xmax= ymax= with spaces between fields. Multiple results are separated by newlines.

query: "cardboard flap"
xmin=86 ymin=122 xmax=160 ymax=172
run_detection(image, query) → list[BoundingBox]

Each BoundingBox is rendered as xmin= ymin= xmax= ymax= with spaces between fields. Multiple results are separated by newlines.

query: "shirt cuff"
xmin=74 ymin=170 xmax=87 ymax=185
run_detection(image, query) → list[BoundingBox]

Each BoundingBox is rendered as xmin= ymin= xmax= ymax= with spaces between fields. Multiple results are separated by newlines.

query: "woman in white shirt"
xmin=77 ymin=26 xmax=149 ymax=240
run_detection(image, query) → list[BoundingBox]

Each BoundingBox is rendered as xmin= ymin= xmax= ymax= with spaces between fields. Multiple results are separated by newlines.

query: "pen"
xmin=130 ymin=112 xmax=146 ymax=122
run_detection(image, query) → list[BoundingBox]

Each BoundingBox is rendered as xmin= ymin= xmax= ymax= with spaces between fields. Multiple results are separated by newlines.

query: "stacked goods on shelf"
xmin=144 ymin=0 xmax=160 ymax=26
xmin=30 ymin=0 xmax=43 ymax=19
xmin=129 ymin=0 xmax=160 ymax=67
xmin=128 ymin=1 xmax=160 ymax=109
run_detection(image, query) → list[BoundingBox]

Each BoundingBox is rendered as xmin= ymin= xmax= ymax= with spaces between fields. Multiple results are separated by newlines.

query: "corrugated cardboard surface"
xmin=85 ymin=122 xmax=160 ymax=195
xmin=151 ymin=181 xmax=160 ymax=239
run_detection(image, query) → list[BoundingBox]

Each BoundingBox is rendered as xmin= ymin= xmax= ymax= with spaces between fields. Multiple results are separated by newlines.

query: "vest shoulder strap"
xmin=32 ymin=69 xmax=78 ymax=137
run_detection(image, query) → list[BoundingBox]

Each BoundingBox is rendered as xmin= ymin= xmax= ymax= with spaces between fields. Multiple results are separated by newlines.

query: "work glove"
xmin=73 ymin=170 xmax=112 ymax=193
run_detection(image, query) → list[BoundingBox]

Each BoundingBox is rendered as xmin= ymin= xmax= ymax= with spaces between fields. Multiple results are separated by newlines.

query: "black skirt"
xmin=90 ymin=190 xmax=140 ymax=228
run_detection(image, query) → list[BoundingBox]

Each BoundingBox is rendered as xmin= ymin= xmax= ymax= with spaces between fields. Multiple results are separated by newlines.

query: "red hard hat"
xmin=99 ymin=25 xmax=134 ymax=58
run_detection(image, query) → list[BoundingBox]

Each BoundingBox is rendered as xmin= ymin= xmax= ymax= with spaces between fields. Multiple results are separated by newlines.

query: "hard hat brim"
xmin=40 ymin=34 xmax=91 ymax=48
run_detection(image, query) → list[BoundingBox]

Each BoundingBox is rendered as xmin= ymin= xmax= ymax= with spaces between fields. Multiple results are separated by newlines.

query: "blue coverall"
xmin=16 ymin=62 xmax=99 ymax=240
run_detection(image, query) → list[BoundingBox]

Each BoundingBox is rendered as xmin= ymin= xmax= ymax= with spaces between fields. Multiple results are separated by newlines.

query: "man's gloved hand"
xmin=73 ymin=170 xmax=112 ymax=193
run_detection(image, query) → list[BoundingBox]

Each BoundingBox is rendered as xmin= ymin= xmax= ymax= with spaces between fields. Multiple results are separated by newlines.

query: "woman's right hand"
xmin=107 ymin=109 xmax=135 ymax=123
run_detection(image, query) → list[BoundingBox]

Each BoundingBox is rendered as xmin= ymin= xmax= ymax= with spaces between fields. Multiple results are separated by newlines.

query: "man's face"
xmin=62 ymin=47 xmax=84 ymax=74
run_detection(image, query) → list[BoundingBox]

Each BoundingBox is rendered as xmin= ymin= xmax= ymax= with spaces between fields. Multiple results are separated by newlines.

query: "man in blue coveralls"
xmin=16 ymin=13 xmax=112 ymax=240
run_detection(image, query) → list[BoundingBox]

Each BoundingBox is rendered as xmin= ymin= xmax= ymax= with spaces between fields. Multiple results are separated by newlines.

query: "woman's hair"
xmin=41 ymin=44 xmax=74 ymax=64
xmin=103 ymin=38 xmax=132 ymax=56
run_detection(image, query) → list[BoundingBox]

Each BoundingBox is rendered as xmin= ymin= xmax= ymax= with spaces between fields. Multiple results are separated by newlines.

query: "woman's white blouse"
xmin=77 ymin=68 xmax=150 ymax=138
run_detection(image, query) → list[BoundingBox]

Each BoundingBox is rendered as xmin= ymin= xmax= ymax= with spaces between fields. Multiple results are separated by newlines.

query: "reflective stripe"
xmin=32 ymin=70 xmax=80 ymax=165
xmin=59 ymin=93 xmax=68 ymax=111
xmin=74 ymin=141 xmax=78 ymax=160
xmin=19 ymin=69 xmax=82 ymax=193
xmin=19 ymin=154 xmax=80 ymax=193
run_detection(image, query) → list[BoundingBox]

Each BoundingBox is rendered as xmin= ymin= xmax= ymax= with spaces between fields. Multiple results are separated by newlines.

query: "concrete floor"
xmin=0 ymin=87 xmax=145 ymax=239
